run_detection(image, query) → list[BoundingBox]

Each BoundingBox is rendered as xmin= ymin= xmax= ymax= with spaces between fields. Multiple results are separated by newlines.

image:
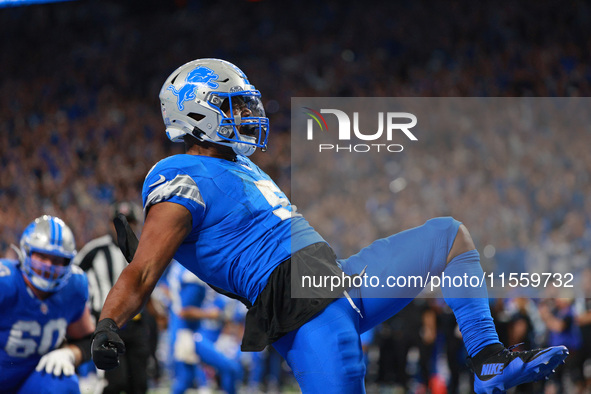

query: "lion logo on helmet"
xmin=167 ymin=66 xmax=220 ymax=111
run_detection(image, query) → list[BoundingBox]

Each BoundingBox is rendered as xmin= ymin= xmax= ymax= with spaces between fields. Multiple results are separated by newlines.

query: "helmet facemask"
xmin=209 ymin=91 xmax=269 ymax=156
xmin=22 ymin=254 xmax=72 ymax=293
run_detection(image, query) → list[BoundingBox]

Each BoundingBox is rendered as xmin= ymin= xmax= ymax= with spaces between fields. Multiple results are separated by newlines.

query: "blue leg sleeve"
xmin=340 ymin=217 xmax=500 ymax=356
xmin=195 ymin=337 xmax=242 ymax=394
xmin=442 ymin=250 xmax=501 ymax=357
xmin=172 ymin=361 xmax=195 ymax=394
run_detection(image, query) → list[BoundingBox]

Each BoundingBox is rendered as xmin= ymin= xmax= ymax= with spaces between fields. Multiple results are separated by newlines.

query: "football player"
xmin=0 ymin=215 xmax=94 ymax=393
xmin=92 ymin=58 xmax=568 ymax=393
xmin=167 ymin=261 xmax=242 ymax=394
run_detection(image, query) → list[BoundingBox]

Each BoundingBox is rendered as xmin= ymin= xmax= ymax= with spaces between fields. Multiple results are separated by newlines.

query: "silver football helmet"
xmin=159 ymin=58 xmax=269 ymax=156
xmin=19 ymin=215 xmax=77 ymax=292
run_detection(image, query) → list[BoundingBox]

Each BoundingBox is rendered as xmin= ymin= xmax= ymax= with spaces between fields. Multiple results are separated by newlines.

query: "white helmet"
xmin=19 ymin=215 xmax=77 ymax=292
xmin=159 ymin=58 xmax=269 ymax=156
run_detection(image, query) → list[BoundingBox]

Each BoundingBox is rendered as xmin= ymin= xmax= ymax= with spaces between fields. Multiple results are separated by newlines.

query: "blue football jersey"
xmin=142 ymin=154 xmax=325 ymax=303
xmin=0 ymin=259 xmax=88 ymax=390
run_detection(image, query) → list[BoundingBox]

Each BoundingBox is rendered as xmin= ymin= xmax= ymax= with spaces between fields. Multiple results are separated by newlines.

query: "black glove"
xmin=113 ymin=213 xmax=139 ymax=263
xmin=91 ymin=318 xmax=126 ymax=370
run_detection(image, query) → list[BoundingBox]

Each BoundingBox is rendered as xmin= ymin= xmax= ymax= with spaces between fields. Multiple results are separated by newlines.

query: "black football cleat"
xmin=468 ymin=343 xmax=569 ymax=394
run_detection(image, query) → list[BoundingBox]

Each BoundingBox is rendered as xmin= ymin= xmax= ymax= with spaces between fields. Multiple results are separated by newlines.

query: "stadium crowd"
xmin=2 ymin=0 xmax=591 ymax=392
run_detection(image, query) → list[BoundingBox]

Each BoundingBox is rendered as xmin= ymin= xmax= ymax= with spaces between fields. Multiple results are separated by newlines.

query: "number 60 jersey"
xmin=142 ymin=154 xmax=325 ymax=305
xmin=0 ymin=260 xmax=88 ymax=388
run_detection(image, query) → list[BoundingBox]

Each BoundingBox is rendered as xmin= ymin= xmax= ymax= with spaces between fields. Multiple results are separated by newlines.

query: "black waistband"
xmin=241 ymin=242 xmax=349 ymax=351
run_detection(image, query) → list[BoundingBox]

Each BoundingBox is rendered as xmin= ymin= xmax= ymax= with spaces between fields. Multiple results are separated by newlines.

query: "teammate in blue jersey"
xmin=92 ymin=58 xmax=569 ymax=393
xmin=1 ymin=215 xmax=95 ymax=393
xmin=167 ymin=261 xmax=242 ymax=394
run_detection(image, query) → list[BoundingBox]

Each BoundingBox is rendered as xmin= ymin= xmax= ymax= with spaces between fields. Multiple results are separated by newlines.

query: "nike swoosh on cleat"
xmin=529 ymin=347 xmax=553 ymax=361
xmin=149 ymin=174 xmax=166 ymax=187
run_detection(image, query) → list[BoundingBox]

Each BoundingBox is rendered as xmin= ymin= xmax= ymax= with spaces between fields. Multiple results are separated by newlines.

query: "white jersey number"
xmin=5 ymin=319 xmax=67 ymax=358
xmin=254 ymin=180 xmax=292 ymax=220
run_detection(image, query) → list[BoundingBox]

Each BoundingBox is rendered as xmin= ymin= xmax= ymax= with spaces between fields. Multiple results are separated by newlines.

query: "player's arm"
xmin=179 ymin=306 xmax=221 ymax=320
xmin=100 ymin=201 xmax=192 ymax=326
xmin=92 ymin=202 xmax=192 ymax=370
xmin=65 ymin=305 xmax=95 ymax=364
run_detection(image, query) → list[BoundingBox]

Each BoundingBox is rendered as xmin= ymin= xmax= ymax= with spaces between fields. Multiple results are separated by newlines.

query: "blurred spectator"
xmin=439 ymin=303 xmax=470 ymax=394
xmin=539 ymin=297 xmax=582 ymax=393
xmin=574 ymin=268 xmax=591 ymax=394
xmin=505 ymin=298 xmax=542 ymax=393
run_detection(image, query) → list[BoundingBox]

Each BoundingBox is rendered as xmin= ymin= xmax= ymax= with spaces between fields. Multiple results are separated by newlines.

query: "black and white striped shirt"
xmin=73 ymin=235 xmax=128 ymax=320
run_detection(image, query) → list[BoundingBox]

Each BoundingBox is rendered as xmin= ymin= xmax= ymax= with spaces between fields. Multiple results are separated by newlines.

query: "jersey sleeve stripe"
xmin=145 ymin=174 xmax=205 ymax=210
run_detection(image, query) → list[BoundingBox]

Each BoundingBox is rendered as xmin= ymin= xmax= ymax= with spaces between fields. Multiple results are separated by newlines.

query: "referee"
xmin=75 ymin=201 xmax=154 ymax=394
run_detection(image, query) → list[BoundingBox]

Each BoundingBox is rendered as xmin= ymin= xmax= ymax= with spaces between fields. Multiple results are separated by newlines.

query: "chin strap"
xmin=232 ymin=142 xmax=256 ymax=156
xmin=10 ymin=244 xmax=24 ymax=261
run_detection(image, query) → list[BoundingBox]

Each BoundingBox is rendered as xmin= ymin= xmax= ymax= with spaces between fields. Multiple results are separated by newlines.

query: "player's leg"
xmin=439 ymin=224 xmax=568 ymax=394
xmin=171 ymin=361 xmax=196 ymax=394
xmin=194 ymin=364 xmax=209 ymax=389
xmin=246 ymin=349 xmax=266 ymax=391
xmin=341 ymin=217 xmax=465 ymax=331
xmin=172 ymin=329 xmax=199 ymax=394
xmin=17 ymin=370 xmax=80 ymax=394
xmin=272 ymin=297 xmax=366 ymax=394
xmin=441 ymin=224 xmax=501 ymax=357
xmin=194 ymin=336 xmax=242 ymax=394
xmin=341 ymin=218 xmax=508 ymax=352
xmin=341 ymin=216 xmax=568 ymax=393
